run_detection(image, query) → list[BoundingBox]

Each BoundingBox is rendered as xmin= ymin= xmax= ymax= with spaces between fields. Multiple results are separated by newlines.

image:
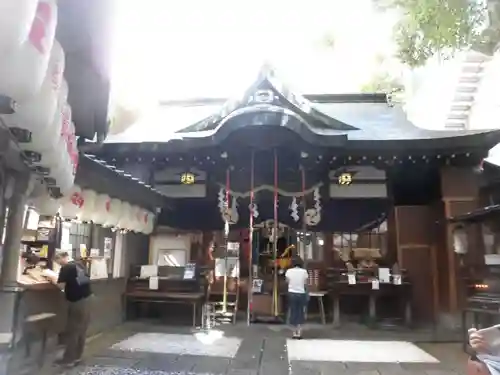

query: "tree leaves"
xmin=383 ymin=0 xmax=488 ymax=66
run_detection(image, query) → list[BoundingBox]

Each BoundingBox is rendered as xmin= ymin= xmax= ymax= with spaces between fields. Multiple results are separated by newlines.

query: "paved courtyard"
xmin=39 ymin=323 xmax=469 ymax=375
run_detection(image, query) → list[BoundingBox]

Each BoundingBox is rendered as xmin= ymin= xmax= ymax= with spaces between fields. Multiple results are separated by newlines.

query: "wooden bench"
xmin=23 ymin=312 xmax=57 ymax=366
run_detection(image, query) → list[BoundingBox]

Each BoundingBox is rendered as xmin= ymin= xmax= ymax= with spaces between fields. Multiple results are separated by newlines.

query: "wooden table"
xmin=125 ymin=290 xmax=205 ymax=327
xmin=330 ymin=281 xmax=412 ymax=328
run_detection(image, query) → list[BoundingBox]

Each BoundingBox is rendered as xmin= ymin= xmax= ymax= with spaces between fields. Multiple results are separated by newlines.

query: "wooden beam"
xmin=0 ymin=123 xmax=31 ymax=172
xmin=75 ymin=155 xmax=166 ymax=211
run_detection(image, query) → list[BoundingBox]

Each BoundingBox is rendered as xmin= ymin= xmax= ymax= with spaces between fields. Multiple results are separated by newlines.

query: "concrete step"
xmin=455 ymin=85 xmax=480 ymax=93
xmin=447 ymin=112 xmax=469 ymax=120
xmin=452 ymin=93 xmax=475 ymax=102
xmin=450 ymin=103 xmax=472 ymax=111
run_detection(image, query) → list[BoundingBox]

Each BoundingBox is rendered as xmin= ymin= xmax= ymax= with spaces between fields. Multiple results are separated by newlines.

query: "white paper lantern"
xmin=59 ymin=184 xmax=83 ymax=219
xmin=78 ymin=190 xmax=96 ymax=222
xmin=29 ymin=190 xmax=60 ymax=216
xmin=0 ymin=0 xmax=58 ymax=101
xmin=103 ymin=198 xmax=122 ymax=228
xmin=117 ymin=202 xmax=131 ymax=230
xmin=92 ymin=194 xmax=111 ymax=225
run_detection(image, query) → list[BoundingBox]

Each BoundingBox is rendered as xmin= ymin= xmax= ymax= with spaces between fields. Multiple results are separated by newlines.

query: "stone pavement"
xmin=37 ymin=323 xmax=469 ymax=375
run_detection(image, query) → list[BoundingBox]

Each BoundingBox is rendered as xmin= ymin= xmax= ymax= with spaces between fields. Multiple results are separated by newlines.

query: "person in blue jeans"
xmin=285 ymin=256 xmax=309 ymax=339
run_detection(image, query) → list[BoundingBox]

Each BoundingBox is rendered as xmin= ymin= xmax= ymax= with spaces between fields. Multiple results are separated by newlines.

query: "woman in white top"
xmin=285 ymin=256 xmax=309 ymax=339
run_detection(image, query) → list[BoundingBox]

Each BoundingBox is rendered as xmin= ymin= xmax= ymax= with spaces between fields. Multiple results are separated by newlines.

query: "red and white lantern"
xmin=0 ymin=0 xmax=40 ymax=54
xmin=117 ymin=202 xmax=132 ymax=230
xmin=5 ymin=40 xmax=65 ymax=148
xmin=135 ymin=208 xmax=148 ymax=233
xmin=103 ymin=198 xmax=122 ymax=228
xmin=143 ymin=211 xmax=155 ymax=235
xmin=59 ymin=184 xmax=83 ymax=219
xmin=129 ymin=205 xmax=141 ymax=232
xmin=92 ymin=194 xmax=111 ymax=225
xmin=0 ymin=0 xmax=58 ymax=101
xmin=78 ymin=189 xmax=96 ymax=222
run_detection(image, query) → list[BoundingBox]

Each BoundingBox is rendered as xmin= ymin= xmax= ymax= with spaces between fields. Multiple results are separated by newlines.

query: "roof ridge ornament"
xmin=176 ymin=64 xmax=360 ymax=134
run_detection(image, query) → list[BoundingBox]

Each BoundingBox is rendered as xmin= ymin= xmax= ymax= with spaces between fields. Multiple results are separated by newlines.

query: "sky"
xmin=109 ymin=0 xmax=399 ymax=111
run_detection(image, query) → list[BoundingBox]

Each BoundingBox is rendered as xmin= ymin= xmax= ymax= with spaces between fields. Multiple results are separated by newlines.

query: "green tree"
xmin=376 ymin=0 xmax=489 ymax=67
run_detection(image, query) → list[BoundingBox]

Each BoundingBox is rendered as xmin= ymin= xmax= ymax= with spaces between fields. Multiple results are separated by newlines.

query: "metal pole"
xmin=300 ymin=166 xmax=307 ymax=267
xmin=222 ymin=169 xmax=230 ymax=314
xmin=247 ymin=150 xmax=255 ymax=326
xmin=272 ymin=149 xmax=279 ymax=317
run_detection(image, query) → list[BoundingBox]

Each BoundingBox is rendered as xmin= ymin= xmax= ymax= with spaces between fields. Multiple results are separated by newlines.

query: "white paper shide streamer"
xmin=304 ymin=187 xmax=322 ymax=226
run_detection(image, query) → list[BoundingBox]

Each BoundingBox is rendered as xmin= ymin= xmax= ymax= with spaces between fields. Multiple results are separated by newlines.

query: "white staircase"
xmin=445 ymin=52 xmax=492 ymax=130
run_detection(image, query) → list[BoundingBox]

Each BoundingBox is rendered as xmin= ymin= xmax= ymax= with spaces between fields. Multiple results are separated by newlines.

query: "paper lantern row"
xmin=30 ymin=185 xmax=155 ymax=234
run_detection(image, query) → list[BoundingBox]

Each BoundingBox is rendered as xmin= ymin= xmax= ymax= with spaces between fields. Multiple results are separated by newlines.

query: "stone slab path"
xmin=38 ymin=323 xmax=469 ymax=375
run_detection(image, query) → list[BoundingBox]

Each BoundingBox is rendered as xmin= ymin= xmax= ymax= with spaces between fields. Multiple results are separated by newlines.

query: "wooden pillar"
xmin=394 ymin=205 xmax=437 ymax=321
xmin=0 ymin=171 xmax=31 ymax=345
xmin=0 ymin=172 xmax=31 ymax=286
xmin=201 ymin=231 xmax=215 ymax=266
xmin=440 ymin=167 xmax=480 ymax=313
xmin=323 ymin=232 xmax=334 ymax=266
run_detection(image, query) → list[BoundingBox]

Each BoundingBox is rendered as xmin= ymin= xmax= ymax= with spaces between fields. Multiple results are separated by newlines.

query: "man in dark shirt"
xmin=48 ymin=252 xmax=92 ymax=367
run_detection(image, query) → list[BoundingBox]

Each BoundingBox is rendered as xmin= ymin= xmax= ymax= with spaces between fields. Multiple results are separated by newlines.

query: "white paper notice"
xmin=252 ymin=279 xmax=263 ymax=293
xmin=90 ymin=258 xmax=108 ymax=280
xmin=149 ymin=276 xmax=159 ymax=290
xmin=378 ymin=268 xmax=391 ymax=283
xmin=183 ymin=266 xmax=195 ymax=280
xmin=140 ymin=265 xmax=158 ymax=279
xmin=90 ymin=248 xmax=100 ymax=257
xmin=348 ymin=274 xmax=356 ymax=285
xmin=393 ymin=275 xmax=402 ymax=285
xmin=372 ymin=279 xmax=380 ymax=290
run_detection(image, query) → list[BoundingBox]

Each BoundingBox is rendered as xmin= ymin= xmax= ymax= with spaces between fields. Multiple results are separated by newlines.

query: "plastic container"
xmin=0 ymin=0 xmax=58 ymax=101
xmin=5 ymin=40 xmax=65 ymax=150
xmin=0 ymin=0 xmax=39 ymax=54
